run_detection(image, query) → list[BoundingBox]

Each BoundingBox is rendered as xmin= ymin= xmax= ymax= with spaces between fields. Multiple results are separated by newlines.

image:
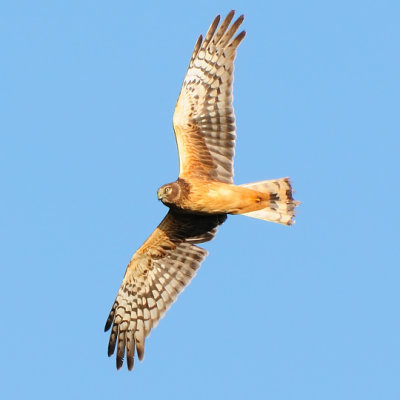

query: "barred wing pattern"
xmin=105 ymin=211 xmax=226 ymax=370
xmin=173 ymin=10 xmax=245 ymax=183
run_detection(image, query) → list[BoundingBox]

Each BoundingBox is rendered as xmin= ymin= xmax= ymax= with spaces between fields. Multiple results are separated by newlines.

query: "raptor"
xmin=105 ymin=10 xmax=299 ymax=370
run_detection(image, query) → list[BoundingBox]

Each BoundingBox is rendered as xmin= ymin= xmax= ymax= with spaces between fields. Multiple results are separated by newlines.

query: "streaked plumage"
xmin=105 ymin=10 xmax=299 ymax=371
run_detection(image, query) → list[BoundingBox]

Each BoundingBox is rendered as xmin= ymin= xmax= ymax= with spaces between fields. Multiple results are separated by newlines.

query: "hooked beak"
xmin=157 ymin=189 xmax=162 ymax=200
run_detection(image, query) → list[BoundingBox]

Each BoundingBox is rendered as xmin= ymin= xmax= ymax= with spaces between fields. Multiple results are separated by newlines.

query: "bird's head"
xmin=157 ymin=182 xmax=181 ymax=205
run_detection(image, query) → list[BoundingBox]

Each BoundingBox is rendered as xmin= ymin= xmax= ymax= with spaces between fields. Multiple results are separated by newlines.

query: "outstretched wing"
xmin=104 ymin=211 xmax=226 ymax=370
xmin=173 ymin=10 xmax=245 ymax=183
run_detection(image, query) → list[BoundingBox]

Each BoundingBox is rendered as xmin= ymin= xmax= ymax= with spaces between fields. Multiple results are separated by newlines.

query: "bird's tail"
xmin=239 ymin=178 xmax=299 ymax=225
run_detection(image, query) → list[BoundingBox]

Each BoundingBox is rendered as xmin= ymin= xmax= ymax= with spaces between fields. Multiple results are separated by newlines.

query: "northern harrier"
xmin=105 ymin=10 xmax=299 ymax=370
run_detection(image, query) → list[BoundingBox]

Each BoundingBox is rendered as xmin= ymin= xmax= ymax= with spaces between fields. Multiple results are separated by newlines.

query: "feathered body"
xmin=159 ymin=177 xmax=297 ymax=224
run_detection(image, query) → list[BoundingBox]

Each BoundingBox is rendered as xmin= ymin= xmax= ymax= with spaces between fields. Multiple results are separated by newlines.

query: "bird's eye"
xmin=164 ymin=187 xmax=171 ymax=194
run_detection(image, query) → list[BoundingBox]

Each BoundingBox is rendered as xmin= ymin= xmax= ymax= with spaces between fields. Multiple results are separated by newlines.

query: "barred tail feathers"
xmin=239 ymin=178 xmax=299 ymax=225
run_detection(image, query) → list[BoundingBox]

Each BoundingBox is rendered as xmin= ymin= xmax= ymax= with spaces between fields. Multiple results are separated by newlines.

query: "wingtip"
xmin=104 ymin=320 xmax=111 ymax=332
xmin=127 ymin=358 xmax=134 ymax=371
xmin=137 ymin=347 xmax=145 ymax=362
xmin=116 ymin=356 xmax=124 ymax=370
xmin=107 ymin=343 xmax=115 ymax=357
xmin=136 ymin=338 xmax=145 ymax=361
xmin=227 ymin=10 xmax=245 ymax=22
xmin=213 ymin=14 xmax=221 ymax=25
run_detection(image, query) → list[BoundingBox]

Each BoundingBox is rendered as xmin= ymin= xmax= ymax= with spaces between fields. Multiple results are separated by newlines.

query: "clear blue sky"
xmin=1 ymin=1 xmax=399 ymax=399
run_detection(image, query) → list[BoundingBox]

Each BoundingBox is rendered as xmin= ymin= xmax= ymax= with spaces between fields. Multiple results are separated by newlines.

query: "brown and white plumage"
xmin=105 ymin=10 xmax=299 ymax=371
xmin=105 ymin=211 xmax=226 ymax=370
xmin=173 ymin=10 xmax=245 ymax=183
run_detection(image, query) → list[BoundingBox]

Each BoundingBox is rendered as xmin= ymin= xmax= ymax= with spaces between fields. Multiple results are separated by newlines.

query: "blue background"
xmin=1 ymin=1 xmax=399 ymax=399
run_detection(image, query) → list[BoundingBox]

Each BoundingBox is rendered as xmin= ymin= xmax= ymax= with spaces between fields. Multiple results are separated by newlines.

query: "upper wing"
xmin=173 ymin=10 xmax=245 ymax=183
xmin=104 ymin=210 xmax=226 ymax=370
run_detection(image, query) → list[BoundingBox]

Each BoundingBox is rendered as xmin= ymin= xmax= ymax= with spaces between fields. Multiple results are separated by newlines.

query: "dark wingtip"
xmin=104 ymin=319 xmax=112 ymax=332
xmin=127 ymin=356 xmax=134 ymax=371
xmin=136 ymin=344 xmax=145 ymax=362
xmin=116 ymin=356 xmax=123 ymax=370
xmin=104 ymin=308 xmax=115 ymax=331
xmin=235 ymin=14 xmax=245 ymax=27
xmin=107 ymin=341 xmax=115 ymax=357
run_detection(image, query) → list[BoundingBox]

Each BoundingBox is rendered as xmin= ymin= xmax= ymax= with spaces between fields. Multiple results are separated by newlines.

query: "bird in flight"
xmin=105 ymin=10 xmax=299 ymax=371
